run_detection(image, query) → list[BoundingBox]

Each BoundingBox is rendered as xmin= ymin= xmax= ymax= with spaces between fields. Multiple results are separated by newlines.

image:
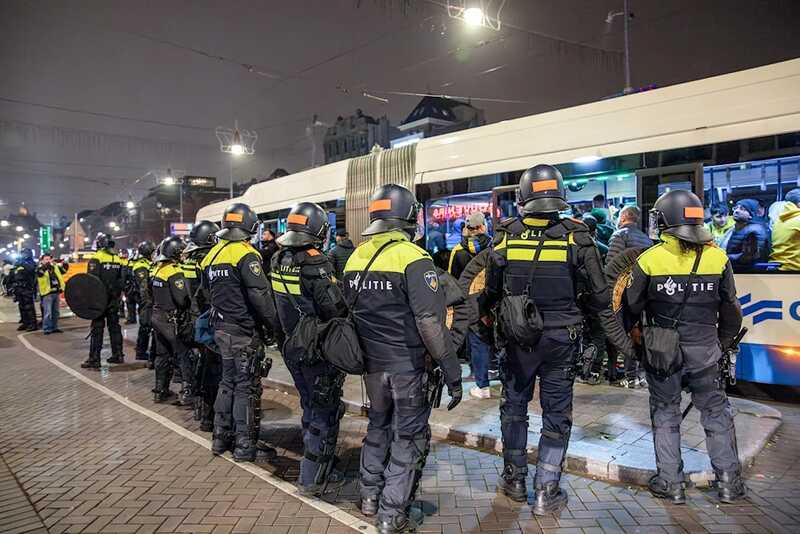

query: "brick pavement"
xmin=1 ymin=318 xmax=799 ymax=533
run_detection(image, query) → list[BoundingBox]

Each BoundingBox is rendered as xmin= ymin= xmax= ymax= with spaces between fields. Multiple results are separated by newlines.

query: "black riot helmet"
xmin=649 ymin=189 xmax=712 ymax=244
xmin=216 ymin=202 xmax=259 ymax=242
xmin=362 ymin=183 xmax=421 ymax=237
xmin=276 ymin=202 xmax=329 ymax=248
xmin=517 ymin=164 xmax=569 ymax=215
xmin=19 ymin=248 xmax=33 ymax=261
xmin=154 ymin=236 xmax=185 ymax=263
xmin=95 ymin=232 xmax=112 ymax=250
xmin=185 ymin=220 xmax=220 ymax=253
xmin=137 ymin=240 xmax=156 ymax=260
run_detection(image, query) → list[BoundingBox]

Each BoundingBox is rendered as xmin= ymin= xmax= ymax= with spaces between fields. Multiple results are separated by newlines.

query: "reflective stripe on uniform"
xmin=152 ymin=263 xmax=181 ymax=282
xmin=507 ymin=248 xmax=567 ymax=262
xmin=271 ymin=271 xmax=301 ymax=295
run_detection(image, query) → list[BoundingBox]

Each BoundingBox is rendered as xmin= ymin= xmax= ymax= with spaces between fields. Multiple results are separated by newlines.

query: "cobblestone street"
xmin=1 ymin=317 xmax=799 ymax=533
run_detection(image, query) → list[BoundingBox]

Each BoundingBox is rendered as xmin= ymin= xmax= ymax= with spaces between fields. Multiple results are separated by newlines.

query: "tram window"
xmin=424 ymin=191 xmax=493 ymax=254
xmin=564 ymin=172 xmax=637 ymax=224
xmin=704 ymin=156 xmax=800 ymax=273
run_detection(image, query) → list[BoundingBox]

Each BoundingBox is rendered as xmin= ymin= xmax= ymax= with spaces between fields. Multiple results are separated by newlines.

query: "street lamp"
xmin=463 ymin=6 xmax=483 ymax=26
xmin=606 ymin=0 xmax=633 ymax=94
xmin=216 ymin=121 xmax=257 ymax=199
xmin=0 ymin=220 xmax=8 ymax=227
xmin=15 ymin=226 xmax=23 ymax=232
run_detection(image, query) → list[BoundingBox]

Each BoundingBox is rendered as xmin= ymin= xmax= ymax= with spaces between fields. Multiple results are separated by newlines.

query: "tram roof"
xmin=197 ymin=57 xmax=800 ymax=222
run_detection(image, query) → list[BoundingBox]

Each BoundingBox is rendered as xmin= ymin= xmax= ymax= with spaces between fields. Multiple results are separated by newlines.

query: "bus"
xmin=197 ymin=58 xmax=800 ymax=388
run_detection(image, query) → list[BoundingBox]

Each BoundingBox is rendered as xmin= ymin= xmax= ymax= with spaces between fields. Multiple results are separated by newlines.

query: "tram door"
xmin=635 ymin=163 xmax=704 ymax=233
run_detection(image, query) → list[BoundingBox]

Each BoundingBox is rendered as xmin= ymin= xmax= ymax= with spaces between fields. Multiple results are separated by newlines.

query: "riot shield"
xmin=65 ymin=273 xmax=108 ymax=320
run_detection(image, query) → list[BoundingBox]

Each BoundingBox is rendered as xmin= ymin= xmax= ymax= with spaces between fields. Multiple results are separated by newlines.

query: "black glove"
xmin=446 ymin=380 xmax=463 ymax=411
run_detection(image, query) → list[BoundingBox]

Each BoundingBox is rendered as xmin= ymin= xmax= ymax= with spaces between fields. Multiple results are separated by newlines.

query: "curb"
xmin=262 ymin=376 xmax=783 ymax=486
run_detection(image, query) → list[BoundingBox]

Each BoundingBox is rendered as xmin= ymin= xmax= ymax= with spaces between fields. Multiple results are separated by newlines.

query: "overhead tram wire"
xmin=0 ymin=96 xmax=210 ymax=131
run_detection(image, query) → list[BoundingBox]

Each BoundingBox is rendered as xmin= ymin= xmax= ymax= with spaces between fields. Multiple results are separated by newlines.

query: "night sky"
xmin=1 ymin=0 xmax=799 ymax=222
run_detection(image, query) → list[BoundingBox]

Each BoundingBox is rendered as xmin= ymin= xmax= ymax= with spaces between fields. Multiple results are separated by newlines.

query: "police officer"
xmin=150 ymin=236 xmax=192 ymax=402
xmin=13 ymin=248 xmax=37 ymax=332
xmin=479 ymin=164 xmax=627 ymax=514
xmin=343 ymin=184 xmax=463 ymax=534
xmin=200 ymin=203 xmax=276 ymax=462
xmin=627 ymin=190 xmax=746 ymax=504
xmin=120 ymin=249 xmax=138 ymax=324
xmin=271 ymin=203 xmax=348 ymax=495
xmin=132 ymin=241 xmax=156 ymax=361
xmin=82 ymin=233 xmax=126 ymax=369
xmin=184 ymin=221 xmax=221 ymax=431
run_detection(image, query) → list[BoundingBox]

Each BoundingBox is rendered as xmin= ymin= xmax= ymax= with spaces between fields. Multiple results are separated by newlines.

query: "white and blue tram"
xmin=198 ymin=58 xmax=800 ymax=387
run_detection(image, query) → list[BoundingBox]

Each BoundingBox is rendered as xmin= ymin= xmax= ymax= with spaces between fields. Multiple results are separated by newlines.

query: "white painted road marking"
xmin=18 ymin=332 xmax=375 ymax=533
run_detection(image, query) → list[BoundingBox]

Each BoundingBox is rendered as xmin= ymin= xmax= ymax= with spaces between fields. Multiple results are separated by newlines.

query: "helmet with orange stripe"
xmin=217 ymin=202 xmax=259 ymax=242
xmin=649 ymin=190 xmax=712 ymax=244
xmin=362 ymin=184 xmax=421 ymax=237
xmin=276 ymin=202 xmax=329 ymax=248
xmin=517 ymin=164 xmax=569 ymax=215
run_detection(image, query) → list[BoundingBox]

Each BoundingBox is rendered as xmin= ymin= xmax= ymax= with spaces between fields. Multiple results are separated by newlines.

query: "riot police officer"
xmin=82 ymin=233 xmax=126 ymax=369
xmin=200 ymin=203 xmax=276 ymax=462
xmin=627 ymin=190 xmax=746 ymax=504
xmin=13 ymin=248 xmax=37 ymax=331
xmin=133 ymin=241 xmax=155 ymax=361
xmin=479 ymin=164 xmax=627 ymax=514
xmin=184 ymin=221 xmax=221 ymax=431
xmin=343 ymin=184 xmax=463 ymax=534
xmin=271 ymin=202 xmax=348 ymax=496
xmin=150 ymin=236 xmax=192 ymax=402
xmin=120 ymin=249 xmax=137 ymax=324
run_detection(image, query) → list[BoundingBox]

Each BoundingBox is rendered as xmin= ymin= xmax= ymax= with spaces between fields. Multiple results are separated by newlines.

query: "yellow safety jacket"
xmin=37 ymin=264 xmax=66 ymax=296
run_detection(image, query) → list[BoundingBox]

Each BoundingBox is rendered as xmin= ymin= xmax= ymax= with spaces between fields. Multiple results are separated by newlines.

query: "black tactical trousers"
xmin=88 ymin=299 xmax=123 ymax=364
xmin=125 ymin=291 xmax=138 ymax=323
xmin=213 ymin=329 xmax=262 ymax=447
xmin=647 ymin=363 xmax=740 ymax=483
xmin=17 ymin=289 xmax=36 ymax=329
xmin=152 ymin=312 xmax=189 ymax=394
xmin=195 ymin=347 xmax=222 ymax=426
xmin=360 ymin=369 xmax=431 ymax=522
xmin=285 ymin=358 xmax=344 ymax=488
xmin=501 ymin=328 xmax=578 ymax=488
xmin=135 ymin=307 xmax=152 ymax=360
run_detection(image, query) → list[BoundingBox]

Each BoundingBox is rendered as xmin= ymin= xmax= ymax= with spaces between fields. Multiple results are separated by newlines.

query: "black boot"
xmin=232 ymin=436 xmax=256 ymax=462
xmin=497 ymin=464 xmax=527 ymax=502
xmin=715 ymin=471 xmax=747 ymax=504
xmin=299 ymin=468 xmax=346 ymax=497
xmin=532 ymin=481 xmax=568 ymax=515
xmin=648 ymin=475 xmax=686 ymax=505
xmin=107 ymin=354 xmax=125 ymax=364
xmin=81 ymin=359 xmax=100 ymax=370
xmin=153 ymin=389 xmax=174 ymax=403
xmin=360 ymin=494 xmax=379 ymax=516
xmin=376 ymin=507 xmax=423 ymax=534
xmin=212 ymin=431 xmax=233 ymax=456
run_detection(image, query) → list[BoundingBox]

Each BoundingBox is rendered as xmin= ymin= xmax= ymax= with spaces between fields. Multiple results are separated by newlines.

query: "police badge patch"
xmin=174 ymin=279 xmax=185 ymax=291
xmin=424 ymin=270 xmax=439 ymax=292
xmin=249 ymin=261 xmax=262 ymax=276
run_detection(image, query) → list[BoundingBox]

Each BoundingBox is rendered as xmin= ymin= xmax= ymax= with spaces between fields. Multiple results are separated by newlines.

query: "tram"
xmin=197 ymin=58 xmax=800 ymax=387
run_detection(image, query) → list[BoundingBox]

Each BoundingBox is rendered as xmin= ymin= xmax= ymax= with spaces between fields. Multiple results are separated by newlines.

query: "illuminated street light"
xmin=0 ymin=220 xmax=8 ymax=227
xmin=84 ymin=237 xmax=90 ymax=243
xmin=463 ymin=6 xmax=483 ymax=26
xmin=58 ymin=243 xmax=65 ymax=249
xmin=126 ymin=200 xmax=135 ymax=209
xmin=15 ymin=226 xmax=23 ymax=232
xmin=230 ymin=130 xmax=245 ymax=156
xmin=107 ymin=221 xmax=116 ymax=228
xmin=23 ymin=233 xmax=30 ymax=239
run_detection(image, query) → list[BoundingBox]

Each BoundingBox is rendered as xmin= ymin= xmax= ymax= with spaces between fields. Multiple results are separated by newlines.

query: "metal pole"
xmin=229 ymin=157 xmax=234 ymax=199
xmin=179 ymin=181 xmax=184 ymax=222
xmin=623 ymin=0 xmax=632 ymax=94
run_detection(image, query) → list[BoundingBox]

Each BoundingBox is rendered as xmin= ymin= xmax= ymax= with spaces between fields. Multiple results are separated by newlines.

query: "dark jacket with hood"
xmin=327 ymin=238 xmax=355 ymax=279
xmin=726 ymin=199 xmax=770 ymax=267
xmin=448 ymin=233 xmax=491 ymax=280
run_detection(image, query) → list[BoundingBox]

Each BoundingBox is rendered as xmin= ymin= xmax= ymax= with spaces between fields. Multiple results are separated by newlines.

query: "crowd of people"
xmin=17 ymin=164 xmax=753 ymax=533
